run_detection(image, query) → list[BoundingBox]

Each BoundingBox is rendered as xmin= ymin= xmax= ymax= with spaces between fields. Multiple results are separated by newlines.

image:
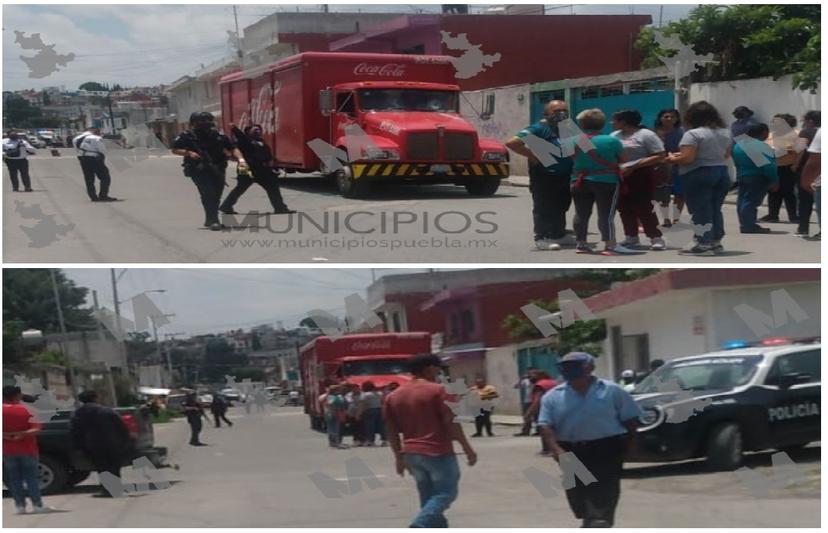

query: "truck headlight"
xmin=482 ymin=151 xmax=506 ymax=162
xmin=639 ymin=407 xmax=662 ymax=427
xmin=364 ymin=149 xmax=400 ymax=160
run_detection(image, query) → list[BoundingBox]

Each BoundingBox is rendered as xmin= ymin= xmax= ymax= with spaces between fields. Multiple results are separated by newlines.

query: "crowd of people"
xmin=507 ymin=101 xmax=821 ymax=256
xmin=318 ymin=381 xmax=399 ymax=449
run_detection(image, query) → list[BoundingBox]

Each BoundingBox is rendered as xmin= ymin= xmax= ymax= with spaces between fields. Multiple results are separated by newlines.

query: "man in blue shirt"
xmin=506 ymin=101 xmax=574 ymax=251
xmin=538 ymin=352 xmax=641 ymax=528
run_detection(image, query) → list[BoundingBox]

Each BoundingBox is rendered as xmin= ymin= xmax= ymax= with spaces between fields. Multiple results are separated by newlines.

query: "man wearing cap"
xmin=538 ymin=352 xmax=641 ymax=528
xmin=731 ymin=106 xmax=760 ymax=139
xmin=619 ymin=370 xmax=636 ymax=392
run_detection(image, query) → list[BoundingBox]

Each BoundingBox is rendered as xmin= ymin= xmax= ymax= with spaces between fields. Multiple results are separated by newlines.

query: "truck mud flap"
xmin=351 ymin=162 xmax=508 ymax=179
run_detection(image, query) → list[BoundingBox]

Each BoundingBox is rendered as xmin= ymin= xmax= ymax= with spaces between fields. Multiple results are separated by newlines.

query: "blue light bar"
xmin=722 ymin=340 xmax=750 ymax=350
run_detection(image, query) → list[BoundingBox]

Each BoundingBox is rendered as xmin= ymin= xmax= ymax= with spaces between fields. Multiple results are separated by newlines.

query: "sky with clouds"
xmin=62 ymin=268 xmax=431 ymax=336
xmin=3 ymin=3 xmax=696 ymax=91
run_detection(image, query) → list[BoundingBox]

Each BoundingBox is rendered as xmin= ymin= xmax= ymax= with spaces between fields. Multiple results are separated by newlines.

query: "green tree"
xmin=501 ymin=270 xmax=660 ymax=357
xmin=3 ymin=269 xmax=96 ymax=335
xmin=125 ymin=331 xmax=157 ymax=365
xmin=3 ymin=94 xmax=43 ymax=129
xmin=636 ymin=4 xmax=820 ymax=91
xmin=79 ymin=81 xmax=109 ymax=92
xmin=203 ymin=339 xmax=248 ymax=383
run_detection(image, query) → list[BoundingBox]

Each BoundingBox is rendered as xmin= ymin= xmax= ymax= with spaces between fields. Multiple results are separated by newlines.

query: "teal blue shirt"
xmin=571 ymin=134 xmax=624 ymax=184
xmin=538 ymin=378 xmax=642 ymax=442
xmin=732 ymin=140 xmax=779 ymax=183
xmin=515 ymin=121 xmax=574 ymax=176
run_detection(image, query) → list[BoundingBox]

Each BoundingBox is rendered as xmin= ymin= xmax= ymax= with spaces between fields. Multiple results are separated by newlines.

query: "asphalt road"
xmin=3 ymin=149 xmax=821 ymax=263
xmin=3 ymin=405 xmax=819 ymax=527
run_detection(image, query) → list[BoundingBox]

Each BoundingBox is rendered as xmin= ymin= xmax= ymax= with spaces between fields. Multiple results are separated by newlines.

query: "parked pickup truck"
xmin=17 ymin=404 xmax=168 ymax=494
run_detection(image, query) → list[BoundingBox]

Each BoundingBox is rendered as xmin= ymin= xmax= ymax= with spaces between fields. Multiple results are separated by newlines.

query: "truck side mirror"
xmin=481 ymin=93 xmax=495 ymax=120
xmin=319 ymin=89 xmax=333 ymax=116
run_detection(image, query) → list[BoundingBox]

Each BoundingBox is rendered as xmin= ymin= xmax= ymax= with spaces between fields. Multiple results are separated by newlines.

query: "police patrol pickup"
xmin=627 ymin=339 xmax=820 ymax=470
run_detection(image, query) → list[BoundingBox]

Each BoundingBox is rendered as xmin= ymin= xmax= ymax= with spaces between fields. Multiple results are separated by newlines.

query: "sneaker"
xmin=650 ymin=237 xmax=666 ymax=250
xmin=534 ymin=239 xmax=559 ymax=251
xmin=759 ymin=214 xmax=779 ymax=223
xmin=679 ymin=243 xmax=715 ymax=256
xmin=741 ymin=226 xmax=771 ymax=234
xmin=601 ymin=244 xmax=637 ymax=256
xmin=662 ymin=219 xmax=672 ymax=228
xmin=272 ymin=207 xmax=296 ymax=215
xmin=575 ymin=243 xmax=593 ymax=254
xmin=14 ymin=505 xmax=26 ymax=515
xmin=711 ymin=241 xmax=724 ymax=254
xmin=219 ymin=207 xmax=238 ymax=215
xmin=32 ymin=505 xmax=55 ymax=514
xmin=97 ymin=196 xmax=118 ymax=202
xmin=794 ymin=231 xmax=809 ymax=238
xmin=553 ymin=234 xmax=577 ymax=246
xmin=209 ymin=223 xmax=223 ymax=231
xmin=620 ymin=236 xmax=640 ymax=247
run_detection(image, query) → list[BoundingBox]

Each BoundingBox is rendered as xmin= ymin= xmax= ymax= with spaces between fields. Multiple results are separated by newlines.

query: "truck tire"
xmin=67 ymin=470 xmax=91 ymax=487
xmin=335 ymin=165 xmax=371 ymax=198
xmin=706 ymin=422 xmax=743 ymax=471
xmin=38 ymin=455 xmax=69 ymax=494
xmin=465 ymin=178 xmax=500 ymax=197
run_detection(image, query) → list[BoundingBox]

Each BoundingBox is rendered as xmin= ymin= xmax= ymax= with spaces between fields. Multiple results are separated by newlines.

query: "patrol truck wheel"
xmin=335 ymin=166 xmax=371 ymax=199
xmin=706 ymin=423 xmax=743 ymax=470
xmin=465 ymin=178 xmax=500 ymax=197
xmin=38 ymin=455 xmax=69 ymax=494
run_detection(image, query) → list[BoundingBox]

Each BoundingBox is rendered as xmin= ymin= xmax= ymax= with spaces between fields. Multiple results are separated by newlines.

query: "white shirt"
xmin=73 ymin=132 xmax=107 ymax=157
xmin=2 ymin=138 xmax=36 ymax=160
xmin=807 ymin=128 xmax=821 ymax=186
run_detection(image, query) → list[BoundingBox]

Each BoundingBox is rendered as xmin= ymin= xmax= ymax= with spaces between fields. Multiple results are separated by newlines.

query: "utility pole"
xmin=152 ymin=315 xmax=176 ymax=386
xmin=233 ymin=5 xmax=243 ymax=59
xmin=50 ymin=270 xmax=78 ymax=403
xmin=658 ymin=5 xmax=664 ymax=27
xmin=107 ymin=91 xmax=116 ymax=135
xmin=110 ymin=269 xmax=129 ymax=368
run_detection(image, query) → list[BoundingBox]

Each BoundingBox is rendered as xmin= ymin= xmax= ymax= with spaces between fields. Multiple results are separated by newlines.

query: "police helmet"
xmin=189 ymin=111 xmax=215 ymax=126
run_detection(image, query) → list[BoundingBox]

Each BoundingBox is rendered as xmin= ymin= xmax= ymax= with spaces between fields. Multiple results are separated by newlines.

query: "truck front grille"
xmin=406 ymin=132 xmax=439 ymax=160
xmin=443 ymin=132 xmax=475 ymax=160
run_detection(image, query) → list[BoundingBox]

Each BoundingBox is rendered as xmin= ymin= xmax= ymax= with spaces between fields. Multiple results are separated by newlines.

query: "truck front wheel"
xmin=38 ymin=455 xmax=69 ymax=494
xmin=335 ymin=165 xmax=371 ymax=199
xmin=465 ymin=178 xmax=501 ymax=197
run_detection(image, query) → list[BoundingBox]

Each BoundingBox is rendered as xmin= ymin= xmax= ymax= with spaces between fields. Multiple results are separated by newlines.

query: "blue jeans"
xmin=325 ymin=415 xmax=341 ymax=446
xmin=404 ymin=453 xmax=460 ymax=528
xmin=737 ymin=174 xmax=769 ymax=231
xmin=682 ymin=166 xmax=730 ymax=243
xmin=3 ymin=455 xmax=42 ymax=507
xmin=361 ymin=408 xmax=384 ymax=444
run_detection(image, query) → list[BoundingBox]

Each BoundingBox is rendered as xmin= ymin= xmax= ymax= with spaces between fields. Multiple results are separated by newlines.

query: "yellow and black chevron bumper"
xmin=350 ymin=162 xmax=509 ymax=179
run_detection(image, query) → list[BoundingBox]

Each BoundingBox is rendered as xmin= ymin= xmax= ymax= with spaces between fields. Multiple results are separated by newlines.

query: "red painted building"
xmin=329 ymin=14 xmax=652 ymax=90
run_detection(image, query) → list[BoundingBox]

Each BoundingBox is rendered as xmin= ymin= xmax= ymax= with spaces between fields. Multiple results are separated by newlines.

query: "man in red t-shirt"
xmin=3 ymin=385 xmax=49 ymax=514
xmin=383 ymin=354 xmax=477 ymax=528
xmin=526 ymin=372 xmax=559 ymax=454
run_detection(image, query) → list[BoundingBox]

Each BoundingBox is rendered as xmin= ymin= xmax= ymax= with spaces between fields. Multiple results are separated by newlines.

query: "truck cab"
xmin=336 ymin=354 xmax=413 ymax=389
xmin=321 ymin=81 xmax=507 ymax=197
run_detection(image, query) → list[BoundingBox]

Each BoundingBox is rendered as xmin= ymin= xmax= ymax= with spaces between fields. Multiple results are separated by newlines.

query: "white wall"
xmin=485 ymin=345 xmax=521 ymax=415
xmin=460 ymin=84 xmax=531 ymax=177
xmin=689 ymin=75 xmax=820 ymax=126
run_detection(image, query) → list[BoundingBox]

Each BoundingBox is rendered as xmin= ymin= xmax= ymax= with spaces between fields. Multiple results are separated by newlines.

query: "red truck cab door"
xmin=331 ymin=91 xmax=359 ymax=145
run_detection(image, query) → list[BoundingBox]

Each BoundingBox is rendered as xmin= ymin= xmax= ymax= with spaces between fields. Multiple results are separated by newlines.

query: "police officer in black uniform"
xmin=172 ymin=112 xmax=247 ymax=230
xmin=219 ymin=124 xmax=294 ymax=215
xmin=181 ymin=392 xmax=210 ymax=446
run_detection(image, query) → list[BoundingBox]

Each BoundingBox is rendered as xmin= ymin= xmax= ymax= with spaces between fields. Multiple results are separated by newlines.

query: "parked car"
xmin=219 ymin=388 xmax=246 ymax=404
xmin=5 ymin=404 xmax=168 ymax=494
xmin=19 ymin=134 xmax=45 ymax=149
xmin=628 ymin=338 xmax=820 ymax=470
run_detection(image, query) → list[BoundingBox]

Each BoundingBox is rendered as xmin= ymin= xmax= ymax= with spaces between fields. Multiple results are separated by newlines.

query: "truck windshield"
xmin=635 ymin=355 xmax=763 ymax=393
xmin=342 ymin=359 xmax=410 ymax=376
xmin=358 ymin=89 xmax=459 ymax=112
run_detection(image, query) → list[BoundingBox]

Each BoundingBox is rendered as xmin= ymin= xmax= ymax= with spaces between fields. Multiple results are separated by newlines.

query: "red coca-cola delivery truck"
xmin=219 ymin=52 xmax=508 ymax=198
xmin=299 ymin=332 xmax=432 ymax=429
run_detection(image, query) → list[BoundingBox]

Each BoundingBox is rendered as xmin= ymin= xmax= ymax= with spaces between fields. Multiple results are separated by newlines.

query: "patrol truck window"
xmin=358 ymin=89 xmax=459 ymax=112
xmin=635 ymin=356 xmax=763 ymax=393
xmin=765 ymin=350 xmax=821 ymax=385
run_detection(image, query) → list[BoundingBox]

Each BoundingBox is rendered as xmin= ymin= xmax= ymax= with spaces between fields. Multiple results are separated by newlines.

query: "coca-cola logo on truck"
xmin=353 ymin=63 xmax=406 ymax=77
xmin=351 ymin=340 xmax=393 ymax=351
